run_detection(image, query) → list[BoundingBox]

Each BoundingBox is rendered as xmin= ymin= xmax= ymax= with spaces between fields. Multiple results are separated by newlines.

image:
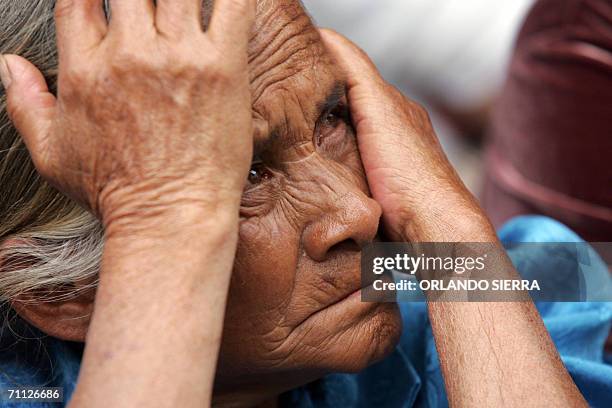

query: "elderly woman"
xmin=0 ymin=0 xmax=610 ymax=407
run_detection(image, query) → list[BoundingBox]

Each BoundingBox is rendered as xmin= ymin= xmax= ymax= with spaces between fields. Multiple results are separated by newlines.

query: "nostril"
xmin=303 ymin=193 xmax=382 ymax=262
xmin=328 ymin=238 xmax=361 ymax=255
xmin=377 ymin=221 xmax=391 ymax=242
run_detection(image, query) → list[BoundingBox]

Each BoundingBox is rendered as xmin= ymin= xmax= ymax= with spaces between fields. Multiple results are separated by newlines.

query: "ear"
xmin=1 ymin=238 xmax=95 ymax=342
xmin=10 ymin=287 xmax=95 ymax=342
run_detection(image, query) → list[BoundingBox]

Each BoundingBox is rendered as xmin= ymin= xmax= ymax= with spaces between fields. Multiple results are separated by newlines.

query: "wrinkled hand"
xmin=1 ymin=0 xmax=255 ymax=231
xmin=320 ymin=30 xmax=495 ymax=242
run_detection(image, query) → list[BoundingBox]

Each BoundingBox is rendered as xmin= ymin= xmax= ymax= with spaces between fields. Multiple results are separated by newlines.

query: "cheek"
xmin=345 ymin=136 xmax=369 ymax=192
xmin=345 ymin=147 xmax=368 ymax=193
xmin=218 ymin=209 xmax=304 ymax=375
xmin=317 ymin=127 xmax=369 ymax=194
xmin=224 ymin=215 xmax=300 ymax=323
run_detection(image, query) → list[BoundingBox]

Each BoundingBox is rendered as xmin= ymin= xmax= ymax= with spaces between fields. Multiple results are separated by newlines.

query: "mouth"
xmin=291 ymin=236 xmax=392 ymax=329
xmin=294 ymin=265 xmax=382 ymax=331
xmin=322 ymin=284 xmax=366 ymax=313
xmin=335 ymin=278 xmax=378 ymax=305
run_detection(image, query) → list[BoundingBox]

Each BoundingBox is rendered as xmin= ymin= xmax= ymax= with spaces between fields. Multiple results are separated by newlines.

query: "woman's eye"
xmin=241 ymin=160 xmax=275 ymax=216
xmin=323 ymin=111 xmax=341 ymax=127
xmin=316 ymin=105 xmax=349 ymax=146
xmin=247 ymin=162 xmax=272 ymax=185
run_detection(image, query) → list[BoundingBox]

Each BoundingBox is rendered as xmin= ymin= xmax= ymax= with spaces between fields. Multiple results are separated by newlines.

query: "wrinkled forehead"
xmin=202 ymin=0 xmax=341 ymax=145
xmin=247 ymin=1 xmax=341 ymax=143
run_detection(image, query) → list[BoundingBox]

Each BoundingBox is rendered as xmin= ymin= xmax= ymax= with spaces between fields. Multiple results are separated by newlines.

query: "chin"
xmin=296 ymin=300 xmax=403 ymax=375
xmin=337 ymin=302 xmax=403 ymax=373
xmin=213 ymin=303 xmax=402 ymax=404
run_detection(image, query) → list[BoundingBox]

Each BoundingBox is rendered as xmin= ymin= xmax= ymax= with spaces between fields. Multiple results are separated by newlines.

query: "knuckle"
xmin=355 ymin=45 xmax=371 ymax=63
xmin=60 ymin=66 xmax=88 ymax=89
xmin=53 ymin=0 xmax=76 ymax=20
xmin=224 ymin=0 xmax=251 ymax=17
xmin=59 ymin=72 xmax=94 ymax=102
xmin=31 ymin=152 xmax=54 ymax=182
xmin=106 ymin=51 xmax=159 ymax=82
xmin=381 ymin=84 xmax=432 ymax=125
xmin=165 ymin=51 xmax=236 ymax=89
xmin=110 ymin=50 xmax=145 ymax=71
xmin=205 ymin=62 xmax=234 ymax=84
xmin=5 ymin=95 xmax=23 ymax=124
xmin=380 ymin=83 xmax=403 ymax=105
xmin=197 ymin=51 xmax=235 ymax=84
xmin=405 ymin=100 xmax=431 ymax=125
xmin=412 ymin=101 xmax=431 ymax=121
xmin=383 ymin=83 xmax=402 ymax=98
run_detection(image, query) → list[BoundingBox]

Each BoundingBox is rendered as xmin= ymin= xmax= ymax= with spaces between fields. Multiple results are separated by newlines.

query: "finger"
xmin=108 ymin=0 xmax=155 ymax=33
xmin=156 ymin=0 xmax=203 ymax=36
xmin=54 ymin=0 xmax=107 ymax=59
xmin=318 ymin=29 xmax=385 ymax=89
xmin=1 ymin=55 xmax=56 ymax=175
xmin=318 ymin=28 xmax=395 ymax=133
xmin=317 ymin=29 xmax=404 ymax=167
xmin=208 ymin=0 xmax=256 ymax=55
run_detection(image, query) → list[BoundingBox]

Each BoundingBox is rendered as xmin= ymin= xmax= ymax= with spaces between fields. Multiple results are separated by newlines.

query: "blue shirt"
xmin=1 ymin=216 xmax=611 ymax=407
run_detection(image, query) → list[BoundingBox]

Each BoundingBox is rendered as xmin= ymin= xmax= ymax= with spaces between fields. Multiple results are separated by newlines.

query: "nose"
xmin=303 ymin=191 xmax=382 ymax=262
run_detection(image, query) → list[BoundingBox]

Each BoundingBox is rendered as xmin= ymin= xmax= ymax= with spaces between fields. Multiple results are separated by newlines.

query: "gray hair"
xmin=0 ymin=0 xmax=103 ymax=303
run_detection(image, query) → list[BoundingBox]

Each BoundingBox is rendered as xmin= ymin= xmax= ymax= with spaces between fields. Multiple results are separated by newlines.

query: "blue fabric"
xmin=0 ymin=329 xmax=81 ymax=407
xmin=0 ymin=216 xmax=610 ymax=407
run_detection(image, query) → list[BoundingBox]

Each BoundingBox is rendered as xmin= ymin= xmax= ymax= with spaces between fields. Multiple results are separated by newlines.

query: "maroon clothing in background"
xmin=484 ymin=0 xmax=612 ymax=241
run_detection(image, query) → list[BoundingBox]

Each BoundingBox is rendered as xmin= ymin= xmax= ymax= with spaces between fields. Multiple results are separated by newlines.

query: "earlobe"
xmin=1 ymin=237 xmax=95 ymax=342
xmin=10 ymin=288 xmax=94 ymax=342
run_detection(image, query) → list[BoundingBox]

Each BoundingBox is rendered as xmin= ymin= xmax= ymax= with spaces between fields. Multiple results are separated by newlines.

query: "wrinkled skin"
xmin=214 ymin=1 xmax=401 ymax=402
xmin=3 ymin=0 xmax=401 ymax=405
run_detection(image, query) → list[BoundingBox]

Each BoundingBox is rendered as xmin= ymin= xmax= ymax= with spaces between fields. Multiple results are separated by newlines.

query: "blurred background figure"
xmin=304 ymin=0 xmax=612 ymax=242
xmin=484 ymin=0 xmax=612 ymax=242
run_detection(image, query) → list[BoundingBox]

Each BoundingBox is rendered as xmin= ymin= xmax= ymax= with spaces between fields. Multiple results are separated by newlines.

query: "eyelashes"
xmin=241 ymin=160 xmax=275 ymax=216
xmin=247 ymin=160 xmax=272 ymax=186
xmin=241 ymin=156 xmax=276 ymax=215
xmin=315 ymin=104 xmax=350 ymax=147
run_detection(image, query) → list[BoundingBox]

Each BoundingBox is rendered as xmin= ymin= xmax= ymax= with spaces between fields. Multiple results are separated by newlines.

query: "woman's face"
xmin=215 ymin=2 xmax=402 ymax=397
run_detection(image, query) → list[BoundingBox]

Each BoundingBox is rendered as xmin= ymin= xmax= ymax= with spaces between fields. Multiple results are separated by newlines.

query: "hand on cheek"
xmin=319 ymin=29 xmax=496 ymax=242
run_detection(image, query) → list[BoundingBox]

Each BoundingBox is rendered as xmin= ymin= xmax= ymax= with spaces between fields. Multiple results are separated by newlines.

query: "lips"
xmin=289 ymin=252 xmax=371 ymax=326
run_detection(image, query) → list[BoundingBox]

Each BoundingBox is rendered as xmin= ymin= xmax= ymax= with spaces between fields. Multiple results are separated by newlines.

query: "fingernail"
xmin=0 ymin=55 xmax=13 ymax=89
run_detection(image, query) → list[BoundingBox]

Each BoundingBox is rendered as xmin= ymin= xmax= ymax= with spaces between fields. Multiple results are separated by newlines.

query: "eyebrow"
xmin=317 ymin=81 xmax=348 ymax=115
xmin=254 ymin=127 xmax=280 ymax=157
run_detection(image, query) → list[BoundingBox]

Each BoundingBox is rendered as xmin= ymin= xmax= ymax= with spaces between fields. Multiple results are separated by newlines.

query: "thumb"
xmin=1 ymin=54 xmax=56 ymax=174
